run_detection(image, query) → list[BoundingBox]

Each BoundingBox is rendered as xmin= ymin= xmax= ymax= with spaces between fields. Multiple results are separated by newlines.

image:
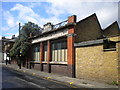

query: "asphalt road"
xmin=2 ymin=66 xmax=74 ymax=90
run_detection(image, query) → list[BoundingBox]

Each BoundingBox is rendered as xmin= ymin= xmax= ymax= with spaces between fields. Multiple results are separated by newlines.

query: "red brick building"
xmin=23 ymin=13 xmax=120 ymax=83
xmin=30 ymin=15 xmax=76 ymax=77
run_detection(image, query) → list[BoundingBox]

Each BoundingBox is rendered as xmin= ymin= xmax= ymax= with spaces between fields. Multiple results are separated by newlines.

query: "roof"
xmin=102 ymin=21 xmax=120 ymax=37
xmin=77 ymin=13 xmax=102 ymax=30
xmin=29 ymin=22 xmax=76 ymax=40
xmin=2 ymin=38 xmax=15 ymax=43
xmin=75 ymin=13 xmax=103 ymax=42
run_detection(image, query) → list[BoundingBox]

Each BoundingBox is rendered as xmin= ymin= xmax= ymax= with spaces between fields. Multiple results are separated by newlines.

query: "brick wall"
xmin=51 ymin=64 xmax=68 ymax=76
xmin=76 ymin=43 xmax=119 ymax=83
xmin=31 ymin=63 xmax=41 ymax=70
xmin=117 ymin=41 xmax=120 ymax=85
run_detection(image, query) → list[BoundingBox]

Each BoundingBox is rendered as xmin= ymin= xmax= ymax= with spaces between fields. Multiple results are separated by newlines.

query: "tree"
xmin=10 ymin=22 xmax=41 ymax=66
xmin=10 ymin=38 xmax=20 ymax=58
xmin=21 ymin=21 xmax=41 ymax=37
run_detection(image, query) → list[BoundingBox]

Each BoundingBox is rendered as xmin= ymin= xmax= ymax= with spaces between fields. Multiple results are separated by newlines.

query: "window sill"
xmin=30 ymin=61 xmax=67 ymax=64
xmin=30 ymin=61 xmax=40 ymax=63
xmin=103 ymin=48 xmax=116 ymax=51
xmin=42 ymin=61 xmax=47 ymax=64
xmin=50 ymin=61 xmax=67 ymax=64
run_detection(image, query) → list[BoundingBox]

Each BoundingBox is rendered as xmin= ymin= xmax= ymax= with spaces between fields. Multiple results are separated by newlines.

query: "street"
xmin=2 ymin=66 xmax=74 ymax=90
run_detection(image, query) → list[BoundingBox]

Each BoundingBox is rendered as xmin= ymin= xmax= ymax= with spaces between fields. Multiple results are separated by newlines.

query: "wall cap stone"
xmin=74 ymin=39 xmax=103 ymax=47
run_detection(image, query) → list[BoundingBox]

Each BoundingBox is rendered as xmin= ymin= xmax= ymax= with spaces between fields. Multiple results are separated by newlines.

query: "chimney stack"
xmin=43 ymin=22 xmax=53 ymax=33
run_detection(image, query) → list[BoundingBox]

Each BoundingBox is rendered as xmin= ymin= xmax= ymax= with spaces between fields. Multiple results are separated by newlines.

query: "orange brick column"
xmin=40 ymin=42 xmax=44 ymax=71
xmin=67 ymin=15 xmax=76 ymax=78
xmin=47 ymin=40 xmax=51 ymax=73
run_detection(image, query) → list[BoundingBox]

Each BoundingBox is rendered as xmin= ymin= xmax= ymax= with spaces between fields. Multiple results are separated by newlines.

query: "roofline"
xmin=77 ymin=13 xmax=102 ymax=31
xmin=103 ymin=21 xmax=120 ymax=31
xmin=77 ymin=13 xmax=96 ymax=23
xmin=29 ymin=22 xmax=76 ymax=40
xmin=2 ymin=39 xmax=15 ymax=43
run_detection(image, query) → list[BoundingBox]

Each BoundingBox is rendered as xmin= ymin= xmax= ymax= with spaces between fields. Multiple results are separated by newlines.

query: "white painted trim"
xmin=42 ymin=61 xmax=47 ymax=63
xmin=32 ymin=29 xmax=68 ymax=44
xmin=50 ymin=61 xmax=67 ymax=64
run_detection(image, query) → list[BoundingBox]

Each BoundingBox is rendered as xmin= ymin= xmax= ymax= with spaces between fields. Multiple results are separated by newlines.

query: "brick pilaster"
xmin=47 ymin=41 xmax=51 ymax=63
xmin=40 ymin=42 xmax=44 ymax=63
xmin=68 ymin=15 xmax=76 ymax=24
xmin=40 ymin=42 xmax=44 ymax=71
xmin=47 ymin=40 xmax=51 ymax=73
xmin=67 ymin=36 xmax=75 ymax=65
xmin=67 ymin=15 xmax=76 ymax=78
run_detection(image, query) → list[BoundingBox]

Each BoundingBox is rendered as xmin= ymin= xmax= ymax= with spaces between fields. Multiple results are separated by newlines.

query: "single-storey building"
xmin=12 ymin=13 xmax=120 ymax=84
xmin=29 ymin=15 xmax=77 ymax=78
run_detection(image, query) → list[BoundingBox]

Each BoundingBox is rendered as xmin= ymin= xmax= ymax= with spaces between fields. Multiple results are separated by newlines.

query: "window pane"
xmin=61 ymin=49 xmax=65 ymax=62
xmin=58 ymin=43 xmax=61 ymax=62
xmin=51 ymin=39 xmax=67 ymax=62
xmin=52 ymin=44 xmax=55 ymax=61
xmin=65 ymin=49 xmax=67 ymax=62
xmin=37 ymin=52 xmax=40 ymax=61
xmin=44 ymin=44 xmax=47 ymax=61
xmin=32 ymin=44 xmax=40 ymax=61
xmin=54 ymin=50 xmax=57 ymax=61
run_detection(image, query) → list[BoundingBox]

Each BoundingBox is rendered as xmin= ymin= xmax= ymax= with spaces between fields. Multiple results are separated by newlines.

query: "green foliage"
xmin=10 ymin=22 xmax=41 ymax=60
xmin=10 ymin=38 xmax=21 ymax=58
xmin=111 ymin=81 xmax=118 ymax=86
xmin=20 ymin=41 xmax=31 ymax=57
xmin=21 ymin=21 xmax=41 ymax=37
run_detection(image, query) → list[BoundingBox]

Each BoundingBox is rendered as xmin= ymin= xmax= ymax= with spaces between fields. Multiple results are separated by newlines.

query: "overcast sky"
xmin=1 ymin=0 xmax=119 ymax=38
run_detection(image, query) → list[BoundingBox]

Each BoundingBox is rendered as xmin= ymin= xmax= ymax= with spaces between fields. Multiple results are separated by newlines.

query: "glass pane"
xmin=44 ymin=44 xmax=47 ymax=61
xmin=61 ymin=49 xmax=65 ymax=62
xmin=51 ymin=39 xmax=67 ymax=62
xmin=65 ymin=49 xmax=67 ymax=62
xmin=38 ymin=52 xmax=40 ymax=61
xmin=54 ymin=50 xmax=57 ymax=61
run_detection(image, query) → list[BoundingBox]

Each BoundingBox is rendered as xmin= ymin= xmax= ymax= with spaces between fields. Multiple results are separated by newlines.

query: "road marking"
xmin=47 ymin=77 xmax=52 ymax=79
xmin=15 ymin=77 xmax=48 ymax=89
xmin=70 ymin=82 xmax=74 ymax=85
xmin=32 ymin=73 xmax=36 ymax=75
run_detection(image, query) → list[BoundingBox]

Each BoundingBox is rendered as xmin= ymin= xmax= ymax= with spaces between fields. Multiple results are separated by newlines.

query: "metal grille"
xmin=53 ymin=20 xmax=68 ymax=30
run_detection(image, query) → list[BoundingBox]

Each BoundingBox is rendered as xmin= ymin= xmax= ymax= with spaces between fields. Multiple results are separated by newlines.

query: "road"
xmin=2 ymin=66 xmax=74 ymax=89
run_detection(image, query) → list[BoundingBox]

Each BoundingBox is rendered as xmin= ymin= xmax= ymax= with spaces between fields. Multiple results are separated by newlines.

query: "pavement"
xmin=2 ymin=63 xmax=119 ymax=89
xmin=2 ymin=66 xmax=72 ymax=89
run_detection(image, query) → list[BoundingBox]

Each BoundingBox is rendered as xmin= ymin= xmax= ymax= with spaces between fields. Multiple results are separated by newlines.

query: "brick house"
xmin=2 ymin=36 xmax=15 ymax=63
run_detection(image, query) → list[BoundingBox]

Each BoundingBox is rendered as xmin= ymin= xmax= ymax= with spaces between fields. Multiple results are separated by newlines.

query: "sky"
xmin=1 ymin=0 xmax=119 ymax=39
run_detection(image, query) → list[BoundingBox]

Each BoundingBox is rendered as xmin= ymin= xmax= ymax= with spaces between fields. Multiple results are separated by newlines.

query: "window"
xmin=61 ymin=41 xmax=67 ymax=62
xmin=44 ymin=44 xmax=47 ymax=61
xmin=51 ymin=39 xmax=67 ymax=62
xmin=103 ymin=39 xmax=116 ymax=51
xmin=33 ymin=44 xmax=40 ymax=61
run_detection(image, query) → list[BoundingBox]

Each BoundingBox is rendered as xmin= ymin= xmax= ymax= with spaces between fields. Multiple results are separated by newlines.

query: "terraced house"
xmin=12 ymin=13 xmax=120 ymax=84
